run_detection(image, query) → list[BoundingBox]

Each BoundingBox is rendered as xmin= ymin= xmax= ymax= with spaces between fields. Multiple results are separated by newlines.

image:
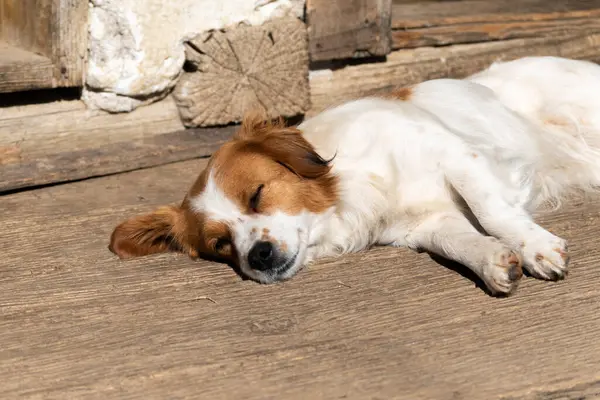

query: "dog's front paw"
xmin=522 ymin=236 xmax=569 ymax=281
xmin=482 ymin=248 xmax=523 ymax=296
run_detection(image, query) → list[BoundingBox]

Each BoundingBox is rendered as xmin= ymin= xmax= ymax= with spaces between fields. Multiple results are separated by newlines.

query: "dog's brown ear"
xmin=235 ymin=109 xmax=332 ymax=179
xmin=109 ymin=206 xmax=188 ymax=259
xmin=257 ymin=129 xmax=332 ymax=179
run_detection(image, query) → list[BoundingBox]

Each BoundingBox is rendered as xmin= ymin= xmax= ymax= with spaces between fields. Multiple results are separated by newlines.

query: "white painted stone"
xmin=84 ymin=0 xmax=305 ymax=113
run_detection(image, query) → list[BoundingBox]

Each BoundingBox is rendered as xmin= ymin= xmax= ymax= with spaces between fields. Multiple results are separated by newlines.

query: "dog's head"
xmin=109 ymin=112 xmax=338 ymax=282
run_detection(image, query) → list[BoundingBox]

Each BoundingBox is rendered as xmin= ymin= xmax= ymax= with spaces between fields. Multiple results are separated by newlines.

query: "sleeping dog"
xmin=110 ymin=56 xmax=600 ymax=296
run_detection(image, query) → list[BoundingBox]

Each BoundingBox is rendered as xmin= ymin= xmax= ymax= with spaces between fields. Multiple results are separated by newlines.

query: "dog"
xmin=110 ymin=56 xmax=600 ymax=296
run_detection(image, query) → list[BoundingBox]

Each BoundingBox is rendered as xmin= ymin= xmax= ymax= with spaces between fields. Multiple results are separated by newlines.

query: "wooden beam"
xmin=307 ymin=0 xmax=392 ymax=62
xmin=50 ymin=0 xmax=88 ymax=87
xmin=173 ymin=16 xmax=310 ymax=127
xmin=0 ymin=42 xmax=55 ymax=93
xmin=391 ymin=0 xmax=600 ymax=49
xmin=309 ymin=34 xmax=600 ymax=116
xmin=0 ymin=0 xmax=88 ymax=92
xmin=0 ymin=96 xmax=235 ymax=192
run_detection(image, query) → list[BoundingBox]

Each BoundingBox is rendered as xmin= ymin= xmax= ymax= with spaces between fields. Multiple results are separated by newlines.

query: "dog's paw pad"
xmin=523 ymin=238 xmax=569 ymax=281
xmin=484 ymin=248 xmax=523 ymax=296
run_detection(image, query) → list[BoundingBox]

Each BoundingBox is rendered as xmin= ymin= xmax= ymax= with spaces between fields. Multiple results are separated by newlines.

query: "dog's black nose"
xmin=248 ymin=241 xmax=275 ymax=271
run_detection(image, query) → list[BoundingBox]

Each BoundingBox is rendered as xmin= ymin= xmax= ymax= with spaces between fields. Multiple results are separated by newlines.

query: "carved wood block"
xmin=173 ymin=17 xmax=310 ymax=127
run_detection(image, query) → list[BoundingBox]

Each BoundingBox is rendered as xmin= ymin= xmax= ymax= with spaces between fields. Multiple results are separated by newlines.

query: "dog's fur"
xmin=110 ymin=56 xmax=600 ymax=295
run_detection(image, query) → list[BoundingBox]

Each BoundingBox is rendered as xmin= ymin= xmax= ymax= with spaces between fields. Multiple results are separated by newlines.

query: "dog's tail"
xmin=530 ymin=110 xmax=600 ymax=210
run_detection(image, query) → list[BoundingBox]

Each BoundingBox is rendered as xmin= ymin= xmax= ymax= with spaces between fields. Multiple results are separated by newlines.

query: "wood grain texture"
xmin=1 ymin=158 xmax=600 ymax=399
xmin=173 ymin=16 xmax=310 ymax=127
xmin=309 ymin=34 xmax=600 ymax=116
xmin=506 ymin=380 xmax=600 ymax=400
xmin=0 ymin=96 xmax=235 ymax=192
xmin=0 ymin=42 xmax=55 ymax=92
xmin=307 ymin=0 xmax=392 ymax=61
xmin=0 ymin=0 xmax=52 ymax=56
xmin=391 ymin=0 xmax=600 ymax=49
xmin=392 ymin=0 xmax=600 ymax=30
xmin=0 ymin=0 xmax=87 ymax=92
xmin=392 ymin=17 xmax=600 ymax=49
xmin=50 ymin=0 xmax=88 ymax=87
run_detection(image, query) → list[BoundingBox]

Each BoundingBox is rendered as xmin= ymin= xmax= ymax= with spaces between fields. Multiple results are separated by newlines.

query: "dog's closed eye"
xmin=249 ymin=184 xmax=264 ymax=212
xmin=214 ymin=238 xmax=231 ymax=254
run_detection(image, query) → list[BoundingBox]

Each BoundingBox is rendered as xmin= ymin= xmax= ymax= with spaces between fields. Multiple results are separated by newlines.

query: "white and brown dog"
xmin=110 ymin=56 xmax=600 ymax=296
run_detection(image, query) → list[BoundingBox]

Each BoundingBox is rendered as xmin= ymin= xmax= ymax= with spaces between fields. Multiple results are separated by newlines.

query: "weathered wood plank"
xmin=1 ymin=158 xmax=600 ymax=399
xmin=307 ymin=0 xmax=392 ymax=61
xmin=174 ymin=16 xmax=310 ymax=127
xmin=0 ymin=0 xmax=52 ymax=56
xmin=508 ymin=380 xmax=600 ymax=400
xmin=0 ymin=96 xmax=235 ymax=192
xmin=309 ymin=34 xmax=600 ymax=116
xmin=392 ymin=0 xmax=600 ymax=30
xmin=51 ymin=0 xmax=88 ymax=86
xmin=392 ymin=17 xmax=600 ymax=49
xmin=392 ymin=0 xmax=600 ymax=48
xmin=0 ymin=0 xmax=87 ymax=91
xmin=0 ymin=42 xmax=55 ymax=93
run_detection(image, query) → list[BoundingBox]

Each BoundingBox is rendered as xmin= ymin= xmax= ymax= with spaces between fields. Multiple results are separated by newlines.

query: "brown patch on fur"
xmin=186 ymin=168 xmax=209 ymax=199
xmin=261 ymin=232 xmax=272 ymax=241
xmin=472 ymin=153 xmax=478 ymax=158
xmin=554 ymin=247 xmax=570 ymax=262
xmin=543 ymin=116 xmax=571 ymax=127
xmin=260 ymin=228 xmax=277 ymax=243
xmin=506 ymin=252 xmax=520 ymax=265
xmin=542 ymin=115 xmax=585 ymax=137
xmin=499 ymin=251 xmax=523 ymax=281
xmin=381 ymin=86 xmax=413 ymax=101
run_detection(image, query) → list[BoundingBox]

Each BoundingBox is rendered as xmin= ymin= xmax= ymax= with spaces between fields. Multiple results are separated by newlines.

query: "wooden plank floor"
xmin=2 ymin=158 xmax=600 ymax=400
